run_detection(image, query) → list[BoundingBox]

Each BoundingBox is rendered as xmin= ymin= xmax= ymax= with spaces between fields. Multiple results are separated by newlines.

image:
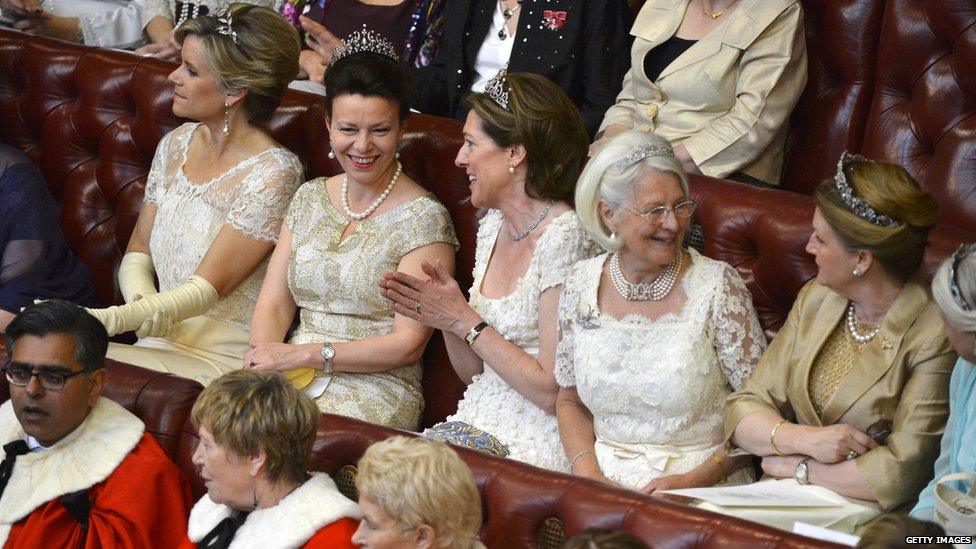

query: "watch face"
xmin=322 ymin=344 xmax=335 ymax=359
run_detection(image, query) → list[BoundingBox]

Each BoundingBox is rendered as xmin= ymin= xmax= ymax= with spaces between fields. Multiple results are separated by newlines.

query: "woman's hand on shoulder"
xmin=245 ymin=342 xmax=319 ymax=372
xmin=380 ymin=260 xmax=478 ymax=337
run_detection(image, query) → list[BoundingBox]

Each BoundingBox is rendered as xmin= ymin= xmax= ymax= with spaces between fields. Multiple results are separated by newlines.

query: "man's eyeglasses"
xmin=948 ymin=243 xmax=976 ymax=312
xmin=2 ymin=363 xmax=89 ymax=391
xmin=624 ymin=200 xmax=696 ymax=224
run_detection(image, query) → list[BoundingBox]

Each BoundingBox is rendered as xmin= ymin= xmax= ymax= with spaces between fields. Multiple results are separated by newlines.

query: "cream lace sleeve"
xmin=225 ymin=152 xmax=303 ymax=243
xmin=711 ymin=264 xmax=766 ymax=391
xmin=554 ymin=264 xmax=586 ymax=389
xmin=141 ymin=0 xmax=172 ymax=28
xmin=538 ymin=213 xmax=596 ymax=294
xmin=143 ymin=129 xmax=175 ymax=205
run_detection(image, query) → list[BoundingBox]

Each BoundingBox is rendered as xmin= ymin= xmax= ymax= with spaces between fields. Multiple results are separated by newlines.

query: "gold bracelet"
xmin=770 ymin=420 xmax=788 ymax=456
xmin=709 ymin=454 xmax=727 ymax=482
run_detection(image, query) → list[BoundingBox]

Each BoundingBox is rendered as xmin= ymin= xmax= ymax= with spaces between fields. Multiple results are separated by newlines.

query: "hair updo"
xmin=175 ymin=4 xmax=300 ymax=124
xmin=466 ymin=72 xmax=588 ymax=202
xmin=814 ymin=158 xmax=939 ymax=283
xmin=324 ymin=51 xmax=411 ymax=121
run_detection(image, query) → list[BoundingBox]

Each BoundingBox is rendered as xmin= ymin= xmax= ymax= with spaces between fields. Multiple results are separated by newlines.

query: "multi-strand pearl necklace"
xmin=176 ymin=1 xmax=204 ymax=28
xmin=341 ymin=161 xmax=401 ymax=221
xmin=609 ymin=251 xmax=683 ymax=301
xmin=846 ymin=302 xmax=880 ymax=344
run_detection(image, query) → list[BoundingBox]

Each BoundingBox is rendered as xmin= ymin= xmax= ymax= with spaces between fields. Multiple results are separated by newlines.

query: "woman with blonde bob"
xmin=181 ymin=370 xmax=359 ymax=548
xmin=727 ymin=154 xmax=956 ymax=511
xmin=88 ymin=4 xmax=304 ymax=386
xmin=911 ymin=243 xmax=976 ymax=524
xmin=353 ymin=436 xmax=483 ymax=549
xmin=556 ymin=131 xmax=764 ymax=493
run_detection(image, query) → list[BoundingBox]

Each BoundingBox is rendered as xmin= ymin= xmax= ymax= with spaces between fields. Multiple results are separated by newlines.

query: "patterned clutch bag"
xmin=424 ymin=421 xmax=510 ymax=457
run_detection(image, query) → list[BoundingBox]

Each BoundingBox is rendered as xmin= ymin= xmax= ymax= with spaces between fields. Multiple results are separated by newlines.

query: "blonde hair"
xmin=815 ymin=158 xmax=938 ymax=283
xmin=576 ymin=131 xmax=688 ymax=251
xmin=356 ymin=437 xmax=481 ymax=548
xmin=190 ymin=370 xmax=319 ymax=484
xmin=932 ymin=246 xmax=976 ymax=334
xmin=466 ymin=73 xmax=588 ymax=202
xmin=175 ymin=4 xmax=300 ymax=123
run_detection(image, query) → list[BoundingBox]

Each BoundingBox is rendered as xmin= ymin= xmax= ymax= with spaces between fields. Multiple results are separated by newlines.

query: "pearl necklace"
xmin=508 ymin=200 xmax=555 ymax=241
xmin=846 ymin=302 xmax=880 ymax=344
xmin=176 ymin=1 xmax=203 ymax=28
xmin=609 ymin=251 xmax=683 ymax=301
xmin=341 ymin=161 xmax=401 ymax=221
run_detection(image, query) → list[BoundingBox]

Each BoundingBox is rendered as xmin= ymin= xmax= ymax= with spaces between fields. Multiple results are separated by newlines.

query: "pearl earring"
xmin=508 ymin=165 xmax=515 ymax=174
xmin=852 ymin=267 xmax=862 ymax=278
xmin=395 ymin=151 xmax=400 ymax=159
xmin=610 ymin=231 xmax=617 ymax=240
xmin=328 ymin=150 xmax=335 ymax=159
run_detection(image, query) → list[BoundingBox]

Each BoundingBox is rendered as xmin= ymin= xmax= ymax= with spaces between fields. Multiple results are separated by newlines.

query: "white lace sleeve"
xmin=711 ymin=264 xmax=766 ymax=391
xmin=143 ymin=130 xmax=174 ymax=205
xmin=225 ymin=152 xmax=303 ymax=243
xmin=538 ymin=213 xmax=596 ymax=293
xmin=141 ymin=0 xmax=171 ymax=28
xmin=554 ymin=266 xmax=584 ymax=388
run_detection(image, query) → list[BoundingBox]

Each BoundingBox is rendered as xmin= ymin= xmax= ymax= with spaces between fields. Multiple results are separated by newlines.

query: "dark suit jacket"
xmin=410 ymin=0 xmax=632 ymax=137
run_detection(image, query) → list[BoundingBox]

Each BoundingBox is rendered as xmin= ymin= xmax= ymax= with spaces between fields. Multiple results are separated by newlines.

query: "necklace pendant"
xmin=498 ymin=28 xmax=508 ymax=40
xmin=503 ymin=7 xmax=513 ymax=18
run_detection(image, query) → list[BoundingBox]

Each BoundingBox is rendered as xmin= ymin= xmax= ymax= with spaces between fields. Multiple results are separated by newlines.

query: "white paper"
xmin=661 ymin=479 xmax=842 ymax=507
xmin=793 ymin=522 xmax=860 ymax=546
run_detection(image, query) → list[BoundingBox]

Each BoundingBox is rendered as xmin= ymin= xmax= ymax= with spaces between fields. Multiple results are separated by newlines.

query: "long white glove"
xmin=118 ymin=251 xmax=157 ymax=303
xmin=88 ymin=275 xmax=218 ymax=337
xmin=117 ymin=251 xmax=171 ymax=338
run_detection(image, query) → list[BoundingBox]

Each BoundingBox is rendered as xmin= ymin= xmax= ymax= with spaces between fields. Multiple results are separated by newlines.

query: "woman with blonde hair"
xmin=87 ymin=4 xmax=304 ymax=386
xmin=353 ymin=436 xmax=482 ymax=549
xmin=181 ymin=369 xmax=359 ymax=547
xmin=727 ymin=153 xmax=956 ymax=510
xmin=380 ymin=71 xmax=596 ymax=471
xmin=556 ymin=131 xmax=763 ymax=493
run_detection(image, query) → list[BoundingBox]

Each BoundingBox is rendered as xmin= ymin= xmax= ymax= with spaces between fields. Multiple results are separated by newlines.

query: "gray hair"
xmin=932 ymin=246 xmax=976 ymax=339
xmin=576 ymin=132 xmax=688 ymax=251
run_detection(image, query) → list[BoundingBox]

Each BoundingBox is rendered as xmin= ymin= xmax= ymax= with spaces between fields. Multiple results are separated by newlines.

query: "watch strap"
xmin=465 ymin=322 xmax=489 ymax=346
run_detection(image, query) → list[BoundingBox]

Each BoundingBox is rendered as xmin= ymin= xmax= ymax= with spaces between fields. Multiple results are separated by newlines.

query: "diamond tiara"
xmin=330 ymin=25 xmax=400 ymax=67
xmin=484 ymin=65 xmax=510 ymax=110
xmin=214 ymin=14 xmax=239 ymax=45
xmin=610 ymin=143 xmax=675 ymax=172
xmin=833 ymin=151 xmax=901 ymax=229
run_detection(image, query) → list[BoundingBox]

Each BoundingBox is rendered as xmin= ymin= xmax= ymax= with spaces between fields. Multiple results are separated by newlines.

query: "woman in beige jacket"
xmin=597 ymin=0 xmax=807 ymax=185
xmin=725 ymin=154 xmax=956 ymax=511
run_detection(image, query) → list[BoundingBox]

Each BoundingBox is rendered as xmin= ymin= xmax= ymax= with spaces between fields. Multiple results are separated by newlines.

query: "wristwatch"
xmin=795 ymin=456 xmax=811 ymax=485
xmin=319 ymin=343 xmax=335 ymax=375
xmin=464 ymin=322 xmax=489 ymax=346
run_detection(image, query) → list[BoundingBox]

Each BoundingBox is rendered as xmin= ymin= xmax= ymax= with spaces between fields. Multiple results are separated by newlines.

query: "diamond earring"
xmin=222 ymin=99 xmax=231 ymax=136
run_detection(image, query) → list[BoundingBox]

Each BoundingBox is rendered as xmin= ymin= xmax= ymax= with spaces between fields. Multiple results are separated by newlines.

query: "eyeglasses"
xmin=948 ymin=243 xmax=976 ymax=312
xmin=3 ymin=363 xmax=89 ymax=391
xmin=625 ymin=200 xmax=696 ymax=223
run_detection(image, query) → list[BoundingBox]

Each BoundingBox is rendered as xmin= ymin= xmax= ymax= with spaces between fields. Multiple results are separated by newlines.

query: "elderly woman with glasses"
xmin=555 ymin=131 xmax=765 ymax=493
xmin=911 ymin=243 xmax=976 ymax=524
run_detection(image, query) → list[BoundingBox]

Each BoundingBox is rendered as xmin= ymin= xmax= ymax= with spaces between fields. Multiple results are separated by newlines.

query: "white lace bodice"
xmin=446 ymin=209 xmax=598 ymax=472
xmin=144 ymin=123 xmax=303 ymax=331
xmin=555 ymin=250 xmax=765 ymax=447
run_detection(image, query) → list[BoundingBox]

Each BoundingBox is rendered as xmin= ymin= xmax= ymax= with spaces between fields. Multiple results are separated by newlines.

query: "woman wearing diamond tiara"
xmin=555 ymin=131 xmax=764 ymax=492
xmin=245 ymin=29 xmax=458 ymax=431
xmin=726 ymin=153 xmax=955 ymax=511
xmin=87 ymin=5 xmax=303 ymax=386
xmin=380 ymin=71 xmax=595 ymax=471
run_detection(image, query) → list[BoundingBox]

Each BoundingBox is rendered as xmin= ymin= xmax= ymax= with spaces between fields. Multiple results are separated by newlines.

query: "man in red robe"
xmin=0 ymin=300 xmax=192 ymax=548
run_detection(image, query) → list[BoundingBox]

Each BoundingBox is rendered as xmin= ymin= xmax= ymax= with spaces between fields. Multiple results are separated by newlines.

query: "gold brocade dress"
xmin=283 ymin=178 xmax=458 ymax=430
xmin=808 ymin=318 xmax=876 ymax=417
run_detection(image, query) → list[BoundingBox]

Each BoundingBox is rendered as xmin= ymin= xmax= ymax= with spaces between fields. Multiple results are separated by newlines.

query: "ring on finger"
xmin=249 ymin=361 xmax=256 ymax=368
xmin=846 ymin=450 xmax=860 ymax=460
xmin=412 ymin=300 xmax=421 ymax=314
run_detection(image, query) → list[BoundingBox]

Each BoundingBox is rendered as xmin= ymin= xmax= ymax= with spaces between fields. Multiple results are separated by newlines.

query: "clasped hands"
xmin=761 ymin=422 xmax=879 ymax=478
xmin=379 ymin=260 xmax=478 ymax=338
xmin=2 ymin=0 xmax=78 ymax=42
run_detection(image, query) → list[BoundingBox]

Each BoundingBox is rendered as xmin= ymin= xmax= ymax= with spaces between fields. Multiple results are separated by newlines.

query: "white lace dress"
xmin=434 ymin=209 xmax=597 ymax=472
xmin=107 ymin=123 xmax=303 ymax=385
xmin=555 ymin=250 xmax=766 ymax=489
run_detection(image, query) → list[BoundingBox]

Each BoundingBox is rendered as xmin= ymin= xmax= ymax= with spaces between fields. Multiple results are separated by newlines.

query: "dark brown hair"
xmin=466 ymin=73 xmax=588 ymax=202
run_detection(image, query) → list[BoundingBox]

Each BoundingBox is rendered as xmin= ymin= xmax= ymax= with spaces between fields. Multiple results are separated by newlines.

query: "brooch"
xmin=542 ymin=10 xmax=567 ymax=31
xmin=576 ymin=303 xmax=601 ymax=330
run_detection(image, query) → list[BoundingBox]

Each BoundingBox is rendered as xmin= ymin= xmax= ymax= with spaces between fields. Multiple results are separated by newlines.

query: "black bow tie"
xmin=0 ymin=440 xmax=31 ymax=500
xmin=197 ymin=511 xmax=248 ymax=549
